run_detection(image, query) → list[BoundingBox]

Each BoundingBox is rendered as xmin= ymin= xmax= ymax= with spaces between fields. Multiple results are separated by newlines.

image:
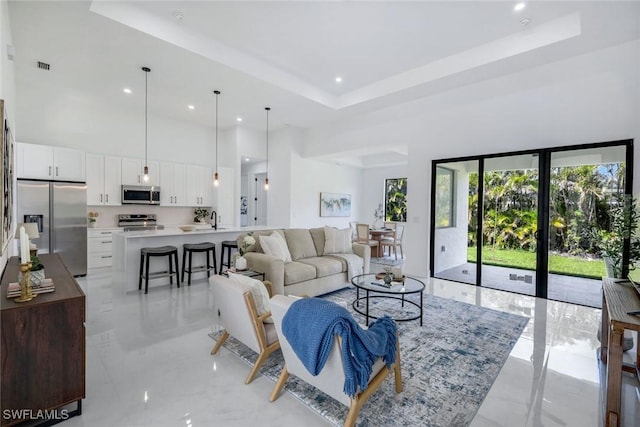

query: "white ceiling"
xmin=7 ymin=1 xmax=640 ymax=168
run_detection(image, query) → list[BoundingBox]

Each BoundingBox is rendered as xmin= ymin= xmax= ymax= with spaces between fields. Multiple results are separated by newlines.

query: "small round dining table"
xmin=368 ymin=228 xmax=394 ymax=258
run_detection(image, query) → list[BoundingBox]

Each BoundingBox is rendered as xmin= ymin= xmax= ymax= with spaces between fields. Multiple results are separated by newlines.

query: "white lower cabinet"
xmin=88 ymin=228 xmax=120 ymax=268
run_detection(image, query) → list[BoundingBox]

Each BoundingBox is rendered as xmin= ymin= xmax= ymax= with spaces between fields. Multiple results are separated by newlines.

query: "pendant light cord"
xmin=142 ymin=67 xmax=150 ymax=168
xmin=144 ymin=71 xmax=147 ymax=166
xmin=215 ymin=90 xmax=220 ymax=173
xmin=265 ymin=107 xmax=270 ymax=179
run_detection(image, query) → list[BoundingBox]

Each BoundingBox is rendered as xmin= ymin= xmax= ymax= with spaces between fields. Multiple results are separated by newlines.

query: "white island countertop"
xmin=114 ymin=225 xmax=271 ymax=239
xmin=112 ymin=226 xmax=273 ymax=293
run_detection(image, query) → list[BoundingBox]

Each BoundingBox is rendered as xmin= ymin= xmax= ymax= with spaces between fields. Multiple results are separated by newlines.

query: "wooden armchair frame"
xmin=210 ymin=279 xmax=280 ymax=384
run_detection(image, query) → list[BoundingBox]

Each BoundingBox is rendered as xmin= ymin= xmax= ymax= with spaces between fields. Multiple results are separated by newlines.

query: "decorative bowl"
xmin=179 ymin=226 xmax=195 ymax=232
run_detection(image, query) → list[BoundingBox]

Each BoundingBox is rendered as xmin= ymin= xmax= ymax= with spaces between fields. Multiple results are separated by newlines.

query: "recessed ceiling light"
xmin=245 ymin=158 xmax=250 ymax=162
xmin=187 ymin=105 xmax=195 ymax=110
xmin=123 ymin=88 xmax=132 ymax=94
xmin=236 ymin=117 xmax=243 ymax=122
xmin=335 ymin=77 xmax=343 ymax=83
xmin=514 ymin=2 xmax=526 ymax=12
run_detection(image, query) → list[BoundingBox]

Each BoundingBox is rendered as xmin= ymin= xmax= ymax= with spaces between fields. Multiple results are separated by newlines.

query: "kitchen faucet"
xmin=211 ymin=210 xmax=217 ymax=230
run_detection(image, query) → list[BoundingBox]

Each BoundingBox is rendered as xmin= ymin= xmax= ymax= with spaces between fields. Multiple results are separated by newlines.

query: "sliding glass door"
xmin=546 ymin=145 xmax=628 ymax=306
xmin=431 ymin=140 xmax=633 ymax=308
xmin=480 ymin=154 xmax=538 ymax=296
xmin=432 ymin=160 xmax=478 ymax=286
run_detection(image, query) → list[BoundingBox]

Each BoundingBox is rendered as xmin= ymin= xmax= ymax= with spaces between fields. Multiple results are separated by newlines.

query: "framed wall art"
xmin=1 ymin=99 xmax=14 ymax=252
xmin=320 ymin=192 xmax=351 ymax=217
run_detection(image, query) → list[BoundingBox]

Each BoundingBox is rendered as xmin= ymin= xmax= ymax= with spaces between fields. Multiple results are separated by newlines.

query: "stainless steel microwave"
xmin=121 ymin=185 xmax=160 ymax=205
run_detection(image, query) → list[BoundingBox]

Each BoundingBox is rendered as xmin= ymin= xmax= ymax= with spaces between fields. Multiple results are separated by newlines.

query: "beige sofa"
xmin=237 ymin=228 xmax=370 ymax=297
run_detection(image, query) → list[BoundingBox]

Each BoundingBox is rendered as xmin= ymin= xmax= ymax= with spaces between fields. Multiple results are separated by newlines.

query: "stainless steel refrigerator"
xmin=17 ymin=179 xmax=87 ymax=276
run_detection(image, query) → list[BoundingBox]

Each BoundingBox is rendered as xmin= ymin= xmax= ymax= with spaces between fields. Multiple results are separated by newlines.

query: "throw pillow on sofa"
xmin=227 ymin=272 xmax=274 ymax=323
xmin=324 ymin=226 xmax=354 ymax=254
xmin=260 ymin=232 xmax=293 ymax=262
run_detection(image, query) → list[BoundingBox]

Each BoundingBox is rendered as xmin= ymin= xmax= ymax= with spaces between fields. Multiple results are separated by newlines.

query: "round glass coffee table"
xmin=351 ymin=274 xmax=425 ymax=326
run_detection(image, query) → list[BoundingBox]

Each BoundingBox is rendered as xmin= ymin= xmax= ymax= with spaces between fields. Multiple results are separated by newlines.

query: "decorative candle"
xmin=19 ymin=226 xmax=28 ymax=264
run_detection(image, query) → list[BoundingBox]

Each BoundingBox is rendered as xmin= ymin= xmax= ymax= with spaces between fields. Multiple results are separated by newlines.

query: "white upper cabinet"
xmin=160 ymin=162 xmax=186 ymax=206
xmin=17 ymin=143 xmax=85 ymax=181
xmin=121 ymin=157 xmax=159 ymax=186
xmin=185 ymin=166 xmax=213 ymax=207
xmin=86 ymin=154 xmax=122 ymax=206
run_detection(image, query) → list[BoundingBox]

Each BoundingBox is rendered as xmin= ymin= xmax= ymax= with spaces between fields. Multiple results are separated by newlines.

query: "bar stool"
xmin=139 ymin=246 xmax=180 ymax=294
xmin=220 ymin=240 xmax=238 ymax=271
xmin=182 ymin=242 xmax=217 ymax=285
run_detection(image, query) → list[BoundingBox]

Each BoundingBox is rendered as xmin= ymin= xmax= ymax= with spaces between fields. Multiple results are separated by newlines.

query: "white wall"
xmin=304 ymin=41 xmax=640 ymax=278
xmin=266 ymin=127 xmax=294 ymax=228
xmin=14 ymin=99 xmax=217 ymax=168
xmin=1 ymin=0 xmax=15 ymax=272
xmin=290 ymin=156 xmax=362 ymax=229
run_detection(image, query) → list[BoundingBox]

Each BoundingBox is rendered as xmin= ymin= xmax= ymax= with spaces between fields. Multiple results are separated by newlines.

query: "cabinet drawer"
xmin=88 ymin=238 xmax=112 ymax=252
xmin=88 ymin=252 xmax=113 ymax=268
xmin=87 ymin=228 xmax=119 ymax=238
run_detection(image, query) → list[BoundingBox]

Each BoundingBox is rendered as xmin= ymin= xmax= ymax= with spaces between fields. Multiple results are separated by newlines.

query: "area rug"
xmin=210 ymin=287 xmax=528 ymax=426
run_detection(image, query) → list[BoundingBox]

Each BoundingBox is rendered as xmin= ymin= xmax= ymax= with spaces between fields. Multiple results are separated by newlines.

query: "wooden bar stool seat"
xmin=182 ymin=242 xmax=217 ymax=285
xmin=139 ymin=245 xmax=180 ymax=294
xmin=220 ymin=240 xmax=238 ymax=270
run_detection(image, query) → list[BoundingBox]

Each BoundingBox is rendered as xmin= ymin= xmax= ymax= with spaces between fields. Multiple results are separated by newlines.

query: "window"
xmin=435 ymin=167 xmax=455 ymax=228
xmin=385 ymin=178 xmax=407 ymax=222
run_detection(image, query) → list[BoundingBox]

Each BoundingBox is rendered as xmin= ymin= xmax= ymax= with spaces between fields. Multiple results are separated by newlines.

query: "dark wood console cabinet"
xmin=1 ymin=254 xmax=85 ymax=426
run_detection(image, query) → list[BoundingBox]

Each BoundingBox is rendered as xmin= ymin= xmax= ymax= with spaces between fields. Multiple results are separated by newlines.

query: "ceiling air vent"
xmin=37 ymin=61 xmax=50 ymax=71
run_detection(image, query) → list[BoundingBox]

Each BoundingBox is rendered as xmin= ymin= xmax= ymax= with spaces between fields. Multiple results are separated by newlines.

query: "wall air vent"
xmin=37 ymin=61 xmax=50 ymax=70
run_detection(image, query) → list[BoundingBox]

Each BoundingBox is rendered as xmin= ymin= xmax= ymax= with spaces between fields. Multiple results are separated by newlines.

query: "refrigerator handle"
xmin=106 ymin=194 xmax=108 ymax=203
xmin=56 ymin=166 xmax=59 ymax=177
xmin=100 ymin=194 xmax=103 ymax=203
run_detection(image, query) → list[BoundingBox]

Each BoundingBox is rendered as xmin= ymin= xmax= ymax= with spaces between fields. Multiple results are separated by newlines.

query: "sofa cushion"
xmin=309 ymin=227 xmax=326 ymax=256
xmin=260 ymin=232 xmax=292 ymax=262
xmin=324 ymin=255 xmax=348 ymax=273
xmin=240 ymin=230 xmax=284 ymax=253
xmin=284 ymin=229 xmax=318 ymax=261
xmin=298 ymin=257 xmax=344 ymax=278
xmin=323 ymin=226 xmax=354 ymax=255
xmin=284 ymin=261 xmax=317 ymax=285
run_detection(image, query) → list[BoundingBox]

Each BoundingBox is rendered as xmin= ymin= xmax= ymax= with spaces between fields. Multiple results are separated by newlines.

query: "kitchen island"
xmin=112 ymin=226 xmax=272 ymax=294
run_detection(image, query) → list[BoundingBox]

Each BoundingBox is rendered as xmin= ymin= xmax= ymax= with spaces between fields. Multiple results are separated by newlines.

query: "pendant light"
xmin=213 ymin=90 xmax=221 ymax=187
xmin=142 ymin=66 xmax=151 ymax=182
xmin=264 ymin=107 xmax=270 ymax=191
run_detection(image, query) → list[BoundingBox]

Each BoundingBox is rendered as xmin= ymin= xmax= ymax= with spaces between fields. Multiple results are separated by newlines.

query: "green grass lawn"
xmin=467 ymin=247 xmax=606 ymax=279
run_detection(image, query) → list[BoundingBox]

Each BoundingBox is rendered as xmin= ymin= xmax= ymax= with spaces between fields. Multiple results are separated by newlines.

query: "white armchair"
xmin=269 ymin=295 xmax=402 ymax=427
xmin=209 ymin=275 xmax=279 ymax=384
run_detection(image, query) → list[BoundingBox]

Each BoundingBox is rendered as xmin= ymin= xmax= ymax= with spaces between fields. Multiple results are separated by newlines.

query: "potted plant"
xmin=373 ymin=203 xmax=384 ymax=229
xmin=236 ymin=233 xmax=256 ymax=271
xmin=193 ymin=208 xmax=210 ymax=224
xmin=595 ymin=195 xmax=640 ymax=279
xmin=88 ymin=211 xmax=98 ymax=228
xmin=595 ymin=195 xmax=639 ymax=352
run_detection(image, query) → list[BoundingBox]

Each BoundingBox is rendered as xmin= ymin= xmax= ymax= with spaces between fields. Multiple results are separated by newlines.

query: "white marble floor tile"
xmin=65 ymin=269 xmax=639 ymax=427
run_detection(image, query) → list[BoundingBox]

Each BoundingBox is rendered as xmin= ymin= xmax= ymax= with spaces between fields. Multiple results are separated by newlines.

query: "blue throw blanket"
xmin=282 ymin=298 xmax=397 ymax=397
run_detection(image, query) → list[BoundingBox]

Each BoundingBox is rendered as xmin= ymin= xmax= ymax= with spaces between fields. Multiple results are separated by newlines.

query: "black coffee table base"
xmin=352 ymin=292 xmax=423 ymax=326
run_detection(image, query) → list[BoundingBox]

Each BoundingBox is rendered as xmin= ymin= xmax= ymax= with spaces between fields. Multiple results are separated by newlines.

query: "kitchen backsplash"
xmin=87 ymin=206 xmax=205 ymax=228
